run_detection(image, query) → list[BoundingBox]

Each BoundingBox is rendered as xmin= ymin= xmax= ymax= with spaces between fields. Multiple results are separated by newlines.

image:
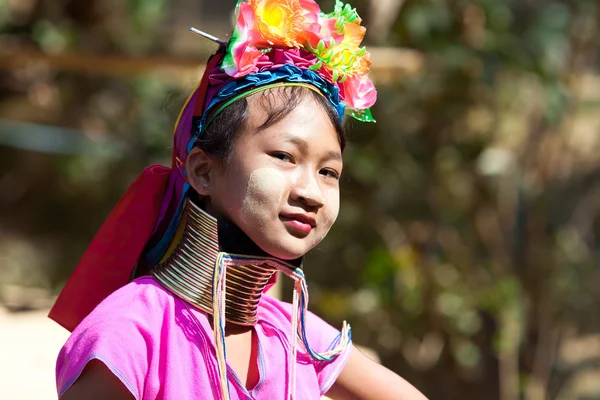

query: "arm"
xmin=325 ymin=345 xmax=428 ymax=400
xmin=61 ymin=360 xmax=135 ymax=400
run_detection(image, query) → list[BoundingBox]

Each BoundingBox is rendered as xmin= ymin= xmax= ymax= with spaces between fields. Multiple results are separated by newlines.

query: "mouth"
xmin=280 ymin=213 xmax=316 ymax=236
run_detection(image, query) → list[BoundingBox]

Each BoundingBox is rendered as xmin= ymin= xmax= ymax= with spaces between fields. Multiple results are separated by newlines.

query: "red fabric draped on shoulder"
xmin=48 ymin=165 xmax=170 ymax=332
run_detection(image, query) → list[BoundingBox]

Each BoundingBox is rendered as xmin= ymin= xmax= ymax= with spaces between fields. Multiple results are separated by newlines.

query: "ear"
xmin=186 ymin=147 xmax=215 ymax=197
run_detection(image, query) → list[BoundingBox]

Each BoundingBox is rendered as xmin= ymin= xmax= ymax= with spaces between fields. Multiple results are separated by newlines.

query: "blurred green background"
xmin=1 ymin=0 xmax=600 ymax=399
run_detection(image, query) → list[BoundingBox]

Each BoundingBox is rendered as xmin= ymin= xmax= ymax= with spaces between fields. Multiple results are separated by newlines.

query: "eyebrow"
xmin=324 ymin=149 xmax=343 ymax=162
xmin=284 ymin=135 xmax=343 ymax=162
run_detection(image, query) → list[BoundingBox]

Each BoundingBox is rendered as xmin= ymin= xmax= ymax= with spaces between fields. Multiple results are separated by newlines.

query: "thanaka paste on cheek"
xmin=240 ymin=167 xmax=286 ymax=227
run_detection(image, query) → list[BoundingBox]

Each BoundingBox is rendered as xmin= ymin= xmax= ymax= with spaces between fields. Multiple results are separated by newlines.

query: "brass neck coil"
xmin=152 ymin=198 xmax=276 ymax=326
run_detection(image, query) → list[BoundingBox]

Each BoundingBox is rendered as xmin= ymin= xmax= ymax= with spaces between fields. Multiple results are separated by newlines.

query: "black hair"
xmin=194 ymin=85 xmax=346 ymax=160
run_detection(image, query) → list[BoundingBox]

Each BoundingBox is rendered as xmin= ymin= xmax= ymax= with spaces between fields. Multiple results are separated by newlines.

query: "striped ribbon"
xmin=213 ymin=254 xmax=352 ymax=400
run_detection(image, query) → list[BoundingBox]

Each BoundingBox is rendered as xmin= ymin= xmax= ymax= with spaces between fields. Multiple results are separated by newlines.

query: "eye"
xmin=320 ymin=168 xmax=340 ymax=180
xmin=270 ymin=152 xmax=294 ymax=163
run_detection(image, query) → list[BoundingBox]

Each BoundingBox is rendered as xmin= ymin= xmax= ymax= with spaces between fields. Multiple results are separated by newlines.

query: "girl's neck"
xmin=152 ymin=197 xmax=278 ymax=326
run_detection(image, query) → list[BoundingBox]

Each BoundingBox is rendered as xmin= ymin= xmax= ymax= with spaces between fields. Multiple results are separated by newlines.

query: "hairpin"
xmin=189 ymin=27 xmax=227 ymax=45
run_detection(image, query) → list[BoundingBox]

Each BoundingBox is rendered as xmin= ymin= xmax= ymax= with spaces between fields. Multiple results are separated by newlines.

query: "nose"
xmin=291 ymin=168 xmax=325 ymax=208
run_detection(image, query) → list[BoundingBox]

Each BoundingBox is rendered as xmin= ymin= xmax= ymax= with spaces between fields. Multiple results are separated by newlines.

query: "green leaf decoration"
xmin=339 ymin=71 xmax=348 ymax=82
xmin=317 ymin=39 xmax=326 ymax=52
xmin=309 ymin=60 xmax=323 ymax=71
xmin=329 ymin=0 xmax=360 ymax=24
xmin=332 ymin=69 xmax=340 ymax=82
xmin=350 ymin=108 xmax=376 ymax=123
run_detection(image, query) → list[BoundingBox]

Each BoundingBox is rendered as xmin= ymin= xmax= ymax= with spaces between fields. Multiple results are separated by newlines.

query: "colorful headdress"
xmin=222 ymin=0 xmax=377 ymax=122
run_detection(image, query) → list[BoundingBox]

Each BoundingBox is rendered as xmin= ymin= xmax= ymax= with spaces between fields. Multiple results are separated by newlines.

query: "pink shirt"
xmin=56 ymin=276 xmax=351 ymax=399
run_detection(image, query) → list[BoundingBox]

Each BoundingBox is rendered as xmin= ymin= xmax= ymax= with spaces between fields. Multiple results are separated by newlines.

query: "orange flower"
xmin=349 ymin=50 xmax=371 ymax=76
xmin=249 ymin=0 xmax=319 ymax=47
xmin=338 ymin=20 xmax=365 ymax=48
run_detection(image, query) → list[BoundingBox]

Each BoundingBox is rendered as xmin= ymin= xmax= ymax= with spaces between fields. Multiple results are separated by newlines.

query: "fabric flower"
xmin=311 ymin=42 xmax=367 ymax=82
xmin=306 ymin=1 xmax=367 ymax=82
xmin=342 ymin=74 xmax=377 ymax=110
xmin=223 ymin=2 xmax=263 ymax=77
xmin=264 ymin=48 xmax=319 ymax=71
xmin=305 ymin=17 xmax=344 ymax=49
xmin=317 ymin=0 xmax=365 ymax=48
xmin=337 ymin=18 xmax=366 ymax=48
xmin=249 ymin=0 xmax=320 ymax=47
xmin=348 ymin=49 xmax=371 ymax=77
xmin=297 ymin=0 xmax=321 ymax=43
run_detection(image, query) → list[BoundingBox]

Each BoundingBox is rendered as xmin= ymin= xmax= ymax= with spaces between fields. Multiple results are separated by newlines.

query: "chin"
xmin=259 ymin=239 xmax=311 ymax=261
xmin=264 ymin=246 xmax=306 ymax=261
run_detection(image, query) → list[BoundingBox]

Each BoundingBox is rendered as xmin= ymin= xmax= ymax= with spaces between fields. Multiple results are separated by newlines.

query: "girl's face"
xmin=193 ymin=93 xmax=343 ymax=260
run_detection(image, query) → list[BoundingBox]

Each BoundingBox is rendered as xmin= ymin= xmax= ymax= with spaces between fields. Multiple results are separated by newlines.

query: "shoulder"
xmin=70 ymin=276 xmax=178 ymax=333
xmin=59 ymin=276 xmax=178 ymax=358
xmin=56 ymin=276 xmax=178 ymax=399
xmin=89 ymin=276 xmax=175 ymax=319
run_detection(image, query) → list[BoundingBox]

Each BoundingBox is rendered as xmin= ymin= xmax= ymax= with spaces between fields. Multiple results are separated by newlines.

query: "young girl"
xmin=50 ymin=1 xmax=427 ymax=399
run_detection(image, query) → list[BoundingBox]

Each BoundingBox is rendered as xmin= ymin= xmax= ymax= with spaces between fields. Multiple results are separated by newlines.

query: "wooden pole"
xmin=0 ymin=48 xmax=423 ymax=83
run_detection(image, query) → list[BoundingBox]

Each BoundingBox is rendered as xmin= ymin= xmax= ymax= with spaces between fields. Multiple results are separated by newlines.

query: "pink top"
xmin=56 ymin=276 xmax=351 ymax=399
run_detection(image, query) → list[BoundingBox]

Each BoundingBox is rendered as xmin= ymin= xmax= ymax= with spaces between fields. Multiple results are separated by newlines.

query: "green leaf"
xmin=350 ymin=108 xmax=376 ymax=123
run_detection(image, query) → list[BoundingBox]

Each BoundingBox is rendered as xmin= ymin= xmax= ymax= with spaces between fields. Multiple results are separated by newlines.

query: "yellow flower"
xmin=311 ymin=32 xmax=369 ymax=81
xmin=307 ymin=10 xmax=368 ymax=81
xmin=326 ymin=45 xmax=367 ymax=81
xmin=249 ymin=0 xmax=319 ymax=47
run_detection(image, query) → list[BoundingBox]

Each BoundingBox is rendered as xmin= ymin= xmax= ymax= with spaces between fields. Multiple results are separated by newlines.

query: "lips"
xmin=280 ymin=213 xmax=316 ymax=227
xmin=280 ymin=213 xmax=316 ymax=236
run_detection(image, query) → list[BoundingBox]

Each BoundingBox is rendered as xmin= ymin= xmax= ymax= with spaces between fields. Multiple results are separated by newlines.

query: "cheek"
xmin=240 ymin=167 xmax=287 ymax=222
xmin=321 ymin=186 xmax=340 ymax=231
